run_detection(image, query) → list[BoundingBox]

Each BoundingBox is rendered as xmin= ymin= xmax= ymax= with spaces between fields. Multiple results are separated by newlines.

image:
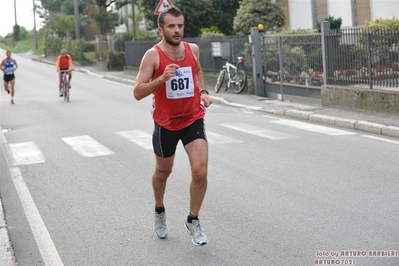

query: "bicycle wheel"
xmin=63 ymin=82 xmax=69 ymax=102
xmin=214 ymin=70 xmax=225 ymax=93
xmin=231 ymin=69 xmax=247 ymax=94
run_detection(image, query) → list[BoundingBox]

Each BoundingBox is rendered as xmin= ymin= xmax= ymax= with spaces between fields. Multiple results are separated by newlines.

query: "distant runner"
xmin=1 ymin=50 xmax=18 ymax=104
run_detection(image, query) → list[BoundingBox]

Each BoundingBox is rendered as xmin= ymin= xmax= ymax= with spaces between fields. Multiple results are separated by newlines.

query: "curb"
xmin=0 ymin=198 xmax=16 ymax=266
xmin=210 ymin=96 xmax=399 ymax=138
xmin=104 ymin=75 xmax=135 ymax=86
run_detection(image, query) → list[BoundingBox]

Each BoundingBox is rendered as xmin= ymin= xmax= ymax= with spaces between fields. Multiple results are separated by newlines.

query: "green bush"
xmin=46 ymin=37 xmax=63 ymax=54
xmin=46 ymin=37 xmax=87 ymax=62
xmin=357 ymin=18 xmax=399 ymax=68
xmin=317 ymin=16 xmax=342 ymax=32
xmin=108 ymin=51 xmax=125 ymax=70
xmin=115 ymin=32 xmax=133 ymax=52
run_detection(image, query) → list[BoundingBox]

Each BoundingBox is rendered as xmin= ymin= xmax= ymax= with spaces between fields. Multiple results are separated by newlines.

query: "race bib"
xmin=5 ymin=66 xmax=14 ymax=75
xmin=165 ymin=67 xmax=195 ymax=99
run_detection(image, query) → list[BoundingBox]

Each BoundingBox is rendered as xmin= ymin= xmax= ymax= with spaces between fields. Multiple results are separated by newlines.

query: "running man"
xmin=56 ymin=49 xmax=74 ymax=97
xmin=133 ymin=6 xmax=212 ymax=246
xmin=1 ymin=50 xmax=18 ymax=104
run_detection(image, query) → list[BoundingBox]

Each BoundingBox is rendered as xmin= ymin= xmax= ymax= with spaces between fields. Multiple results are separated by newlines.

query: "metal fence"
xmin=325 ymin=27 xmax=399 ymax=89
xmin=125 ymin=35 xmax=250 ymax=73
xmin=125 ymin=25 xmax=398 ymax=89
xmin=262 ymin=33 xmax=323 ymax=87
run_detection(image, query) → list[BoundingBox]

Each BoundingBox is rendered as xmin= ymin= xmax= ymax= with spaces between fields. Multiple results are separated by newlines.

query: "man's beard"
xmin=164 ymin=34 xmax=182 ymax=46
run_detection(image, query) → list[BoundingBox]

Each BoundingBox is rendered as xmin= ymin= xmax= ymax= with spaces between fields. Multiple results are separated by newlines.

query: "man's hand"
xmin=161 ymin=64 xmax=179 ymax=82
xmin=201 ymin=93 xmax=212 ymax=108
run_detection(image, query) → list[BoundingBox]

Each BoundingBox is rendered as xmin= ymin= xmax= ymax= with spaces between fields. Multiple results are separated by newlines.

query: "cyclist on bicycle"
xmin=56 ymin=49 xmax=74 ymax=97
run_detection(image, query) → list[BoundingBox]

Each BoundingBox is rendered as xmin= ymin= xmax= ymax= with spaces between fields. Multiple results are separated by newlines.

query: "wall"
xmin=328 ymin=0 xmax=352 ymax=27
xmin=321 ymin=85 xmax=399 ymax=113
xmin=288 ymin=0 xmax=313 ymax=29
xmin=371 ymin=0 xmax=399 ymax=19
xmin=286 ymin=0 xmax=398 ymax=30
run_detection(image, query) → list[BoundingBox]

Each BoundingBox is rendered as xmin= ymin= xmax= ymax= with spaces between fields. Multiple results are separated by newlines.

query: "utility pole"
xmin=131 ymin=0 xmax=136 ymax=39
xmin=14 ymin=0 xmax=17 ymax=25
xmin=33 ymin=0 xmax=38 ymax=49
xmin=73 ymin=0 xmax=80 ymax=40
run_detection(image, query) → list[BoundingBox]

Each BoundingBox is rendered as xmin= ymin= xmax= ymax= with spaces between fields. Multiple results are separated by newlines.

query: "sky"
xmin=0 ymin=0 xmax=44 ymax=37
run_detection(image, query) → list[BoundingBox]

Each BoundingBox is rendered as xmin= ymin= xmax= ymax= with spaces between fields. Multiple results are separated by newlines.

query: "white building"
xmin=274 ymin=0 xmax=399 ymax=30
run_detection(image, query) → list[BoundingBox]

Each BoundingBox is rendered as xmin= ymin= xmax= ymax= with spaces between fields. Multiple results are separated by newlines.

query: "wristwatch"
xmin=200 ymin=89 xmax=209 ymax=95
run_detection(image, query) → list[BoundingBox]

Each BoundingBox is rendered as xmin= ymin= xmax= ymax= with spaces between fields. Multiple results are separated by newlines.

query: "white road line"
xmin=9 ymin=167 xmax=64 ymax=266
xmin=273 ymin=119 xmax=356 ymax=136
xmin=361 ymin=135 xmax=399 ymax=144
xmin=62 ymin=135 xmax=114 ymax=157
xmin=8 ymin=142 xmax=46 ymax=165
xmin=220 ymin=123 xmax=294 ymax=140
xmin=0 ymin=130 xmax=64 ymax=266
xmin=115 ymin=130 xmax=152 ymax=150
xmin=206 ymin=131 xmax=243 ymax=145
xmin=262 ymin=114 xmax=280 ymax=120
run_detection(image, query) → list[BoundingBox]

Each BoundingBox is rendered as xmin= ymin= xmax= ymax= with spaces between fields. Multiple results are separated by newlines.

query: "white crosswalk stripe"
xmin=272 ymin=119 xmax=356 ymax=136
xmin=61 ymin=135 xmax=114 ymax=157
xmin=220 ymin=123 xmax=294 ymax=140
xmin=3 ymin=119 xmax=370 ymax=166
xmin=206 ymin=131 xmax=243 ymax=145
xmin=115 ymin=130 xmax=152 ymax=150
xmin=8 ymin=142 xmax=45 ymax=165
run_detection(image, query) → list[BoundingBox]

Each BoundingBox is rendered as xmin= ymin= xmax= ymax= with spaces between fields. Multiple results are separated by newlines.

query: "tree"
xmin=85 ymin=4 xmax=119 ymax=34
xmin=39 ymin=0 xmax=128 ymax=14
xmin=211 ymin=0 xmax=240 ymax=35
xmin=138 ymin=0 xmax=240 ymax=37
xmin=13 ymin=25 xmax=20 ymax=41
xmin=233 ymin=0 xmax=285 ymax=35
xmin=172 ymin=0 xmax=214 ymax=37
xmin=138 ymin=0 xmax=214 ymax=37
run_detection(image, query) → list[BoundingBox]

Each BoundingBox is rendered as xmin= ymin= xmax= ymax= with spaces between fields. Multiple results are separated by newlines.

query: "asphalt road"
xmin=1 ymin=54 xmax=398 ymax=266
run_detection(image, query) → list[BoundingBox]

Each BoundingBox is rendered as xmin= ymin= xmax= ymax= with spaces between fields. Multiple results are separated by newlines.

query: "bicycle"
xmin=214 ymin=57 xmax=247 ymax=94
xmin=59 ymin=70 xmax=73 ymax=102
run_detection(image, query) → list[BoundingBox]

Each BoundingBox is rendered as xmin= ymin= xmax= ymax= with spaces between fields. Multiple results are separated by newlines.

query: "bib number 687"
xmin=171 ymin=78 xmax=189 ymax=91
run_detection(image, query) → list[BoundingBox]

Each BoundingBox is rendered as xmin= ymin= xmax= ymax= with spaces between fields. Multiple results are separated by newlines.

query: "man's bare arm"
xmin=190 ymin=43 xmax=212 ymax=108
xmin=133 ymin=49 xmax=179 ymax=101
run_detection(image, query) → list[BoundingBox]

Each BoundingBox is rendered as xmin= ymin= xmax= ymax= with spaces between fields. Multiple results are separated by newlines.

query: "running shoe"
xmin=60 ymin=93 xmax=63 ymax=97
xmin=154 ymin=212 xmax=168 ymax=239
xmin=11 ymin=99 xmax=14 ymax=104
xmin=184 ymin=219 xmax=208 ymax=246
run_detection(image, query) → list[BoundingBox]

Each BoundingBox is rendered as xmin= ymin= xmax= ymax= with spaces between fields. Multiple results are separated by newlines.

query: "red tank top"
xmin=152 ymin=42 xmax=205 ymax=130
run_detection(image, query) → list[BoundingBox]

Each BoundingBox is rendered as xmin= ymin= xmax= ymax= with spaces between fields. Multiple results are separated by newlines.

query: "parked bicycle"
xmin=59 ymin=70 xmax=73 ymax=102
xmin=214 ymin=57 xmax=247 ymax=94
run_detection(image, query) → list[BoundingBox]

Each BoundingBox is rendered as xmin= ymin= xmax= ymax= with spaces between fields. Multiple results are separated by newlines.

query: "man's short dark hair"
xmin=158 ymin=6 xmax=184 ymax=28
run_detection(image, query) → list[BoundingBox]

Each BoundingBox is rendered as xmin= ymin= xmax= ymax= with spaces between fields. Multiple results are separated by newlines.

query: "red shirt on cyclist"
xmin=56 ymin=49 xmax=74 ymax=97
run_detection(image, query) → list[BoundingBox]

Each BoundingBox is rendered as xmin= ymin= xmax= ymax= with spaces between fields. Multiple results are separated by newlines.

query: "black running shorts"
xmin=3 ymin=74 xmax=15 ymax=82
xmin=153 ymin=118 xmax=207 ymax=158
